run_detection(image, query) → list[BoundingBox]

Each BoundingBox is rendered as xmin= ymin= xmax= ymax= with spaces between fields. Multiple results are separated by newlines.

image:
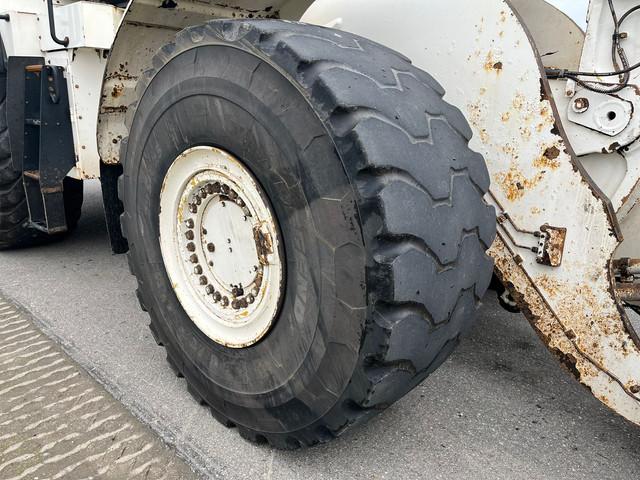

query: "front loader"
xmin=1 ymin=0 xmax=640 ymax=448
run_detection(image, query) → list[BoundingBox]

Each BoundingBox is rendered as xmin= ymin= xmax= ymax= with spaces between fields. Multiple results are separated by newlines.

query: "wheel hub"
xmin=159 ymin=146 xmax=284 ymax=348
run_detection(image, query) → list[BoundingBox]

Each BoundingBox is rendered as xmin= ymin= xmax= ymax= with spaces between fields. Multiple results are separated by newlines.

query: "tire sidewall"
xmin=124 ymin=45 xmax=367 ymax=432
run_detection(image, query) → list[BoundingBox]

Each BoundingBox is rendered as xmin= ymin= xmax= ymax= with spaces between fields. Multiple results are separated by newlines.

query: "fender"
xmin=301 ymin=0 xmax=640 ymax=425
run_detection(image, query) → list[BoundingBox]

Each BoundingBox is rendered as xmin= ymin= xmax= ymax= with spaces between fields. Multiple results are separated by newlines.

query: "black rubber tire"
xmin=0 ymin=38 xmax=83 ymax=250
xmin=121 ymin=20 xmax=496 ymax=449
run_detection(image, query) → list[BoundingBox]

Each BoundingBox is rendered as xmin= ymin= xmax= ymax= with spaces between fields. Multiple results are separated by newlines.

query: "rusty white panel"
xmin=98 ymin=0 xmax=311 ymax=166
xmin=303 ymin=0 xmax=640 ymax=424
xmin=38 ymin=2 xmax=122 ymax=51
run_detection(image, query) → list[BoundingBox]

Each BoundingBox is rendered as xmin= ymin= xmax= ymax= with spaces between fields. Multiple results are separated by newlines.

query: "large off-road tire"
xmin=121 ymin=20 xmax=496 ymax=448
xmin=0 ymin=38 xmax=83 ymax=250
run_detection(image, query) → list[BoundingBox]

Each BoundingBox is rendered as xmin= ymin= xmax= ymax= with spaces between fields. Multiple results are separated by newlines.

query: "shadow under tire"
xmin=121 ymin=20 xmax=496 ymax=449
xmin=0 ymin=38 xmax=83 ymax=250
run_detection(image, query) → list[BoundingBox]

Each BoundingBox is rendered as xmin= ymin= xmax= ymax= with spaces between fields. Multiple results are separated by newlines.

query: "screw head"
xmin=573 ymin=97 xmax=589 ymax=113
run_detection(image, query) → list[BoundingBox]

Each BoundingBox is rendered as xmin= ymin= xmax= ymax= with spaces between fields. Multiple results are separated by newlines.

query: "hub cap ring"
xmin=159 ymin=146 xmax=284 ymax=348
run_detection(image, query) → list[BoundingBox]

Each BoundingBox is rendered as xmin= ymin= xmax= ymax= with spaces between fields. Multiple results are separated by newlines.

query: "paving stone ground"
xmin=0 ymin=296 xmax=198 ymax=480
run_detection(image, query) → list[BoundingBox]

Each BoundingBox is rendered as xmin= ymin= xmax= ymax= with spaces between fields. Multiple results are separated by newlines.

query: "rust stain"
xmin=111 ymin=83 xmax=125 ymax=98
xmin=495 ymin=167 xmax=544 ymax=201
xmin=533 ymin=146 xmax=561 ymax=170
xmin=484 ymin=50 xmax=503 ymax=73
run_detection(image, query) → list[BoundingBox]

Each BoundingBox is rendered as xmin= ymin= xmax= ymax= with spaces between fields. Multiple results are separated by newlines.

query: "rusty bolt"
xmin=213 ymin=292 xmax=222 ymax=302
xmin=185 ymin=219 xmax=194 ymax=229
xmin=185 ymin=230 xmax=195 ymax=241
xmin=194 ymin=265 xmax=203 ymax=275
xmin=207 ymin=243 xmax=215 ymax=252
xmin=573 ymin=97 xmax=589 ymax=113
xmin=199 ymin=276 xmax=208 ymax=286
xmin=189 ymin=254 xmax=199 ymax=264
xmin=205 ymin=285 xmax=214 ymax=295
xmin=186 ymin=242 xmax=196 ymax=252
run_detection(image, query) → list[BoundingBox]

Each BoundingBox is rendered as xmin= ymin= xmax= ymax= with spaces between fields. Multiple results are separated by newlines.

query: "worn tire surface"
xmin=121 ymin=20 xmax=496 ymax=448
xmin=0 ymin=38 xmax=83 ymax=250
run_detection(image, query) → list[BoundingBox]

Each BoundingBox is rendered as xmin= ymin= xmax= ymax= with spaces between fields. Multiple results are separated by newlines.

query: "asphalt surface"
xmin=0 ymin=295 xmax=197 ymax=480
xmin=0 ymin=181 xmax=639 ymax=480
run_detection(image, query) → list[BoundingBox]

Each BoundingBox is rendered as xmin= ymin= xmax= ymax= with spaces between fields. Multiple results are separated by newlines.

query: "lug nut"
xmin=194 ymin=265 xmax=203 ymax=275
xmin=186 ymin=242 xmax=196 ymax=252
xmin=207 ymin=243 xmax=215 ymax=252
xmin=185 ymin=230 xmax=194 ymax=240
xmin=185 ymin=219 xmax=194 ymax=229
xmin=199 ymin=276 xmax=208 ymax=286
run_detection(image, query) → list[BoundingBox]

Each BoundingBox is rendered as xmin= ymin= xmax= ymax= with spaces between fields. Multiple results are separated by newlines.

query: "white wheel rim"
xmin=159 ymin=146 xmax=284 ymax=348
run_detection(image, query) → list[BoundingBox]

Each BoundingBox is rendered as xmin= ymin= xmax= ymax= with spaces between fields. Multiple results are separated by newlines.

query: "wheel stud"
xmin=186 ymin=242 xmax=196 ymax=252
